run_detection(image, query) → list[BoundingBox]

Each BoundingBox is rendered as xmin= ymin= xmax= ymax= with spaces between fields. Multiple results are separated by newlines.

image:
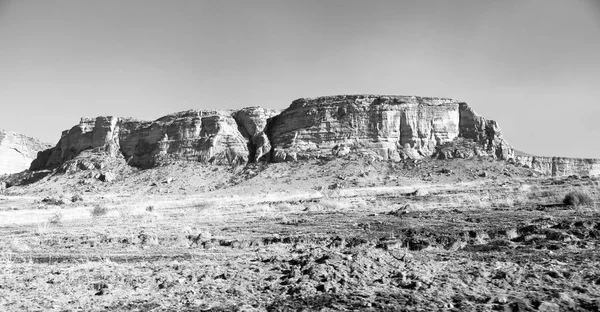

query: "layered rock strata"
xmin=32 ymin=111 xmax=254 ymax=169
xmin=234 ymin=107 xmax=280 ymax=162
xmin=0 ymin=130 xmax=50 ymax=174
xmin=29 ymin=94 xmax=599 ymax=177
xmin=269 ymin=95 xmax=512 ymax=161
xmin=514 ymin=156 xmax=600 ymax=177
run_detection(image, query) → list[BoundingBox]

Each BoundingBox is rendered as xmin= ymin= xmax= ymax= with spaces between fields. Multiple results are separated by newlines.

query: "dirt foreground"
xmin=1 ymin=159 xmax=600 ymax=311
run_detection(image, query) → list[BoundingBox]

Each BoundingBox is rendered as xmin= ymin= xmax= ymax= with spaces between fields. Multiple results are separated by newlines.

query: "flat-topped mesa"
xmin=270 ymin=95 xmax=513 ymax=162
xmin=29 ymin=94 xmax=519 ymax=172
xmin=0 ymin=130 xmax=51 ymax=174
xmin=23 ymin=94 xmax=600 ymax=177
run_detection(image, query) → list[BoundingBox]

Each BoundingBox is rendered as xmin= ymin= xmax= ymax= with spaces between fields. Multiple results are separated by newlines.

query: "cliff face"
xmin=234 ymin=107 xmax=280 ymax=162
xmin=29 ymin=94 xmax=599 ymax=177
xmin=0 ymin=130 xmax=50 ymax=174
xmin=269 ymin=95 xmax=512 ymax=162
xmin=31 ymin=110 xmax=261 ymax=170
xmin=514 ymin=156 xmax=600 ymax=176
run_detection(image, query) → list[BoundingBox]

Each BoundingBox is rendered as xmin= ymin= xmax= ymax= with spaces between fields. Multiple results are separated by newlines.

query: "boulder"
xmin=99 ymin=172 xmax=116 ymax=182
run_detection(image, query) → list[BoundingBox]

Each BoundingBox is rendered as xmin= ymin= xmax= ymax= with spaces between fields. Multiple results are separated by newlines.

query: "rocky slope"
xmin=27 ymin=94 xmax=598 ymax=177
xmin=0 ymin=130 xmax=50 ymax=174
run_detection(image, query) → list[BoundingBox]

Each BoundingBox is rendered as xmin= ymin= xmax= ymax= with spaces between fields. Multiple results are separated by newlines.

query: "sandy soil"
xmin=1 ymin=158 xmax=599 ymax=311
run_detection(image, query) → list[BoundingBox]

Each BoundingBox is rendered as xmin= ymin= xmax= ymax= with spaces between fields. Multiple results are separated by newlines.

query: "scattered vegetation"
xmin=194 ymin=199 xmax=221 ymax=210
xmin=71 ymin=194 xmax=84 ymax=203
xmin=91 ymin=205 xmax=109 ymax=217
xmin=42 ymin=196 xmax=66 ymax=206
xmin=563 ymin=190 xmax=594 ymax=206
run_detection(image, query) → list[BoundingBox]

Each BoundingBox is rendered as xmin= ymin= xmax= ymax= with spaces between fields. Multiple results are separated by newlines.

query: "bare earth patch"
xmin=1 ymin=159 xmax=599 ymax=311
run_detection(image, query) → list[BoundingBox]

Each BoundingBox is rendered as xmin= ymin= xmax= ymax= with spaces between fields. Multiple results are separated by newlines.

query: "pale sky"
xmin=0 ymin=0 xmax=599 ymax=158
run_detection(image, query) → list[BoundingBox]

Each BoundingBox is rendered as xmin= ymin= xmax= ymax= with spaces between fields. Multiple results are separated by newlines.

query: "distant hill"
xmin=0 ymin=130 xmax=51 ymax=174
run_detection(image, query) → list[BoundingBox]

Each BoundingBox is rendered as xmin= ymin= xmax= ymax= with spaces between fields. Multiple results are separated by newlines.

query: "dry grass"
xmin=245 ymin=204 xmax=272 ymax=213
xmin=317 ymin=198 xmax=354 ymax=211
xmin=194 ymin=199 xmax=223 ymax=210
xmin=48 ymin=212 xmax=63 ymax=225
xmin=272 ymin=202 xmax=302 ymax=212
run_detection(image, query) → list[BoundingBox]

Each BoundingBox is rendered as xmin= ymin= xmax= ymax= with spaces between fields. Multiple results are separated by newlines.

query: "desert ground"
xmin=1 ymin=157 xmax=600 ymax=311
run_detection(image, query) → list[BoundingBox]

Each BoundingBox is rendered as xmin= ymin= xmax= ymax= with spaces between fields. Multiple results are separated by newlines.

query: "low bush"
xmin=91 ymin=205 xmax=109 ymax=217
xmin=563 ymin=191 xmax=594 ymax=206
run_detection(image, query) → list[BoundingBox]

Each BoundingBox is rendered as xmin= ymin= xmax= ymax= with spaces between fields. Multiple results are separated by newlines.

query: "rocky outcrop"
xmin=458 ymin=103 xmax=513 ymax=160
xmin=269 ymin=95 xmax=512 ymax=162
xmin=514 ymin=156 xmax=600 ymax=177
xmin=28 ymin=94 xmax=600 ymax=177
xmin=31 ymin=110 xmax=253 ymax=170
xmin=233 ymin=107 xmax=280 ymax=162
xmin=0 ymin=130 xmax=50 ymax=174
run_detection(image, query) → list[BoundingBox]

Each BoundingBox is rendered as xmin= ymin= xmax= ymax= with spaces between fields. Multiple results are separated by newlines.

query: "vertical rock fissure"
xmin=265 ymin=114 xmax=279 ymax=163
xmin=231 ymin=114 xmax=257 ymax=164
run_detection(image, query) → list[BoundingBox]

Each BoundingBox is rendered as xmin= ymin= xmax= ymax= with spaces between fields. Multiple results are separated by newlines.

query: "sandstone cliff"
xmin=0 ymin=130 xmax=50 ymax=174
xmin=269 ymin=95 xmax=512 ymax=162
xmin=29 ymin=94 xmax=598 ymax=177
xmin=32 ymin=111 xmax=254 ymax=170
xmin=513 ymin=155 xmax=600 ymax=177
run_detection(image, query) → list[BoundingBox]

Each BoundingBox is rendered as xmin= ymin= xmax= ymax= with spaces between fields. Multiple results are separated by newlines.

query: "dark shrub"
xmin=42 ymin=197 xmax=66 ymax=206
xmin=71 ymin=194 xmax=84 ymax=203
xmin=91 ymin=205 xmax=109 ymax=217
xmin=563 ymin=191 xmax=593 ymax=206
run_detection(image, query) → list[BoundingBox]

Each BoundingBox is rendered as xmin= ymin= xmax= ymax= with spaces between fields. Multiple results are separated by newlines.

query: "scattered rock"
xmin=99 ymin=172 xmax=116 ymax=182
xmin=537 ymin=301 xmax=560 ymax=312
xmin=77 ymin=160 xmax=96 ymax=171
xmin=332 ymin=144 xmax=351 ymax=157
xmin=412 ymin=189 xmax=429 ymax=196
xmin=328 ymin=183 xmax=344 ymax=190
xmin=41 ymin=196 xmax=66 ymax=206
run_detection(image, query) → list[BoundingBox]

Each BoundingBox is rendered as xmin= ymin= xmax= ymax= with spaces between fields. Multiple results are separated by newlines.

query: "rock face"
xmin=514 ymin=156 xmax=600 ymax=176
xmin=233 ymin=107 xmax=280 ymax=162
xmin=269 ymin=95 xmax=512 ymax=162
xmin=28 ymin=94 xmax=599 ymax=177
xmin=31 ymin=110 xmax=257 ymax=170
xmin=0 ymin=130 xmax=50 ymax=174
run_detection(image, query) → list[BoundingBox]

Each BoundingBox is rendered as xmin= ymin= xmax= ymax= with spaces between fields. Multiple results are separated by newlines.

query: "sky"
xmin=0 ymin=0 xmax=599 ymax=158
